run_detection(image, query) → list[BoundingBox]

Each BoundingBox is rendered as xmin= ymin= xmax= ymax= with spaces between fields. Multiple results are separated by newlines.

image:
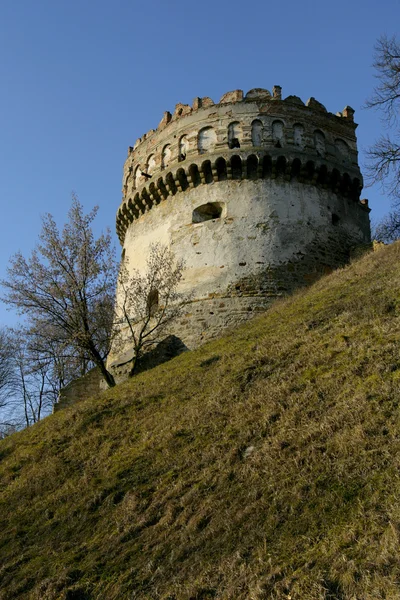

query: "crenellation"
xmin=342 ymin=106 xmax=355 ymax=121
xmin=124 ymin=101 xmax=360 ymax=205
xmin=306 ymin=97 xmax=327 ymax=112
xmin=173 ymin=103 xmax=192 ymax=120
xmin=245 ymin=88 xmax=272 ymax=101
xmin=284 ymin=95 xmax=305 ymax=106
xmin=220 ymin=89 xmax=244 ymax=103
xmin=272 ymin=85 xmax=282 ymax=100
xmin=158 ymin=111 xmax=172 ymax=131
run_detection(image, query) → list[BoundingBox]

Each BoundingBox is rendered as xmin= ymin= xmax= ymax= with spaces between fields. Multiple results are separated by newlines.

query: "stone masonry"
xmin=109 ymin=85 xmax=371 ymax=376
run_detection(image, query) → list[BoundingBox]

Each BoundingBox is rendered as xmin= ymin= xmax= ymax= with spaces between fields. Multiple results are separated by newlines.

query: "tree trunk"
xmin=87 ymin=341 xmax=116 ymax=387
xmin=129 ymin=353 xmax=138 ymax=378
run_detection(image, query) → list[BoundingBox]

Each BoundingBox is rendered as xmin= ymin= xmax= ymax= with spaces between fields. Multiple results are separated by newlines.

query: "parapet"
xmin=117 ymin=86 xmax=362 ymax=243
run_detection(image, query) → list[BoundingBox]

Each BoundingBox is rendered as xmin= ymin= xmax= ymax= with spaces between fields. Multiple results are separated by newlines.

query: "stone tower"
xmin=111 ymin=86 xmax=370 ymax=369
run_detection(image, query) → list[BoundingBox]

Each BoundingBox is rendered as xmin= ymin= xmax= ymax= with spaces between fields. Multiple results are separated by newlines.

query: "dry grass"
xmin=1 ymin=243 xmax=400 ymax=599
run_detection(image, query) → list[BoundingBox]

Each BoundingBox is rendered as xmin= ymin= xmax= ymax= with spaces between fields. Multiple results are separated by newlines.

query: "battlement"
xmin=117 ymin=86 xmax=362 ymax=243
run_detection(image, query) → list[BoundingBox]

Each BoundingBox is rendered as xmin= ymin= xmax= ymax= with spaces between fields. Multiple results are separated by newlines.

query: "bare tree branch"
xmin=114 ymin=244 xmax=189 ymax=376
xmin=0 ymin=195 xmax=117 ymax=387
xmin=365 ymin=35 xmax=400 ymax=240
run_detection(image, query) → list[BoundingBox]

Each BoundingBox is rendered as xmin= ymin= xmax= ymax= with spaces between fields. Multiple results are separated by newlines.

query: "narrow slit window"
xmin=332 ymin=213 xmax=340 ymax=225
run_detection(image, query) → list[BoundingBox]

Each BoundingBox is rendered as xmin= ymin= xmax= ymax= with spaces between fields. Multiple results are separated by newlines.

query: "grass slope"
xmin=1 ymin=244 xmax=400 ymax=600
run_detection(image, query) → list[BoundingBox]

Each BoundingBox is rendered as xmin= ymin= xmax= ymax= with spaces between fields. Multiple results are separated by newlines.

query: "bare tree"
xmin=1 ymin=196 xmax=117 ymax=387
xmin=366 ymin=35 xmax=400 ymax=241
xmin=0 ymin=327 xmax=15 ymax=415
xmin=12 ymin=333 xmax=55 ymax=426
xmin=115 ymin=243 xmax=187 ymax=376
xmin=0 ymin=326 xmax=88 ymax=431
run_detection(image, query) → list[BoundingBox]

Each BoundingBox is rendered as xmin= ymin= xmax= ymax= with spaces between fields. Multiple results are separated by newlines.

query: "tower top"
xmin=117 ymin=86 xmax=362 ymax=243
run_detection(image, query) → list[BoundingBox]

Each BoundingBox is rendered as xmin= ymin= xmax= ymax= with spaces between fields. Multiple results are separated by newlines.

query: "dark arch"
xmin=247 ymin=154 xmax=258 ymax=179
xmin=128 ymin=197 xmax=139 ymax=219
xmin=230 ymin=155 xmax=242 ymax=179
xmin=305 ymin=160 xmax=315 ymax=180
xmin=276 ymin=156 xmax=287 ymax=176
xmin=149 ymin=182 xmax=161 ymax=204
xmin=157 ymin=177 xmax=168 ymax=200
xmin=228 ymin=121 xmax=242 ymax=149
xmin=133 ymin=192 xmax=142 ymax=213
xmin=166 ymin=172 xmax=177 ymax=195
xmin=340 ymin=172 xmax=351 ymax=196
xmin=141 ymin=188 xmax=152 ymax=209
xmin=189 ymin=164 xmax=201 ymax=187
xmin=330 ymin=168 xmax=340 ymax=191
xmin=176 ymin=168 xmax=189 ymax=191
xmin=317 ymin=164 xmax=328 ymax=185
xmin=262 ymin=155 xmax=272 ymax=178
xmin=201 ymin=160 xmax=213 ymax=184
xmin=291 ymin=158 xmax=301 ymax=179
xmin=215 ymin=157 xmax=227 ymax=181
xmin=350 ymin=177 xmax=361 ymax=201
xmin=122 ymin=203 xmax=131 ymax=223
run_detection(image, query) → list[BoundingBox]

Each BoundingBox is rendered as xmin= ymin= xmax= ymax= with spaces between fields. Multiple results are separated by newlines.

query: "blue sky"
xmin=0 ymin=0 xmax=399 ymax=326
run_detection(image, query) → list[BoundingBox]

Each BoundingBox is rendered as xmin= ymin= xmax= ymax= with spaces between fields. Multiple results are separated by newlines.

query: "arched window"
xmin=276 ymin=156 xmax=287 ymax=176
xmin=228 ymin=122 xmax=242 ymax=149
xmin=176 ymin=168 xmax=189 ymax=191
xmin=293 ymin=124 xmax=305 ymax=149
xmin=198 ymin=127 xmax=217 ymax=153
xmin=147 ymin=288 xmax=159 ymax=317
xmin=134 ymin=166 xmax=142 ymax=189
xmin=291 ymin=158 xmax=301 ymax=178
xmin=262 ymin=155 xmax=272 ymax=177
xmin=179 ymin=135 xmax=189 ymax=161
xmin=314 ymin=130 xmax=326 ymax=157
xmin=146 ymin=154 xmax=156 ymax=175
xmin=215 ymin=157 xmax=227 ymax=181
xmin=161 ymin=145 xmax=171 ymax=169
xmin=272 ymin=120 xmax=285 ymax=147
xmin=251 ymin=120 xmax=263 ymax=146
xmin=335 ymin=139 xmax=350 ymax=165
xmin=189 ymin=164 xmax=201 ymax=187
xmin=201 ymin=160 xmax=213 ymax=184
xmin=165 ymin=172 xmax=177 ymax=194
xmin=231 ymin=155 xmax=242 ymax=179
xmin=123 ymin=170 xmax=131 ymax=196
xmin=247 ymin=154 xmax=258 ymax=179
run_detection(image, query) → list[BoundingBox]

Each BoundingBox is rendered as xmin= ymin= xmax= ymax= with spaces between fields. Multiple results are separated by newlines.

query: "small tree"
xmin=366 ymin=35 xmax=400 ymax=241
xmin=1 ymin=196 xmax=117 ymax=387
xmin=115 ymin=243 xmax=186 ymax=376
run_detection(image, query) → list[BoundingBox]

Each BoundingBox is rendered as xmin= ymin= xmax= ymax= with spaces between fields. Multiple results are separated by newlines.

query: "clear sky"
xmin=0 ymin=0 xmax=399 ymax=326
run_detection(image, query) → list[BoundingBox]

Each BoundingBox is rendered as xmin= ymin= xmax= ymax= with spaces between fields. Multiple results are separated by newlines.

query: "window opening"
xmin=192 ymin=202 xmax=224 ymax=223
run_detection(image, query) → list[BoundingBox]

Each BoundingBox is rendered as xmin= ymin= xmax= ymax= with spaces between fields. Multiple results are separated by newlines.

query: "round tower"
xmin=113 ymin=86 xmax=370 ymax=361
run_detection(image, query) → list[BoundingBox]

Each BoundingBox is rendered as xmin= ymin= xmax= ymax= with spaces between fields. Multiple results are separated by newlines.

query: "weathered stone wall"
xmin=109 ymin=86 xmax=371 ymax=373
xmin=54 ymin=368 xmax=102 ymax=412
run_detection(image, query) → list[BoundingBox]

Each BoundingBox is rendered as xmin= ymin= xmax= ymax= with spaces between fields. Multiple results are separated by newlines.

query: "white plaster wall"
xmin=120 ymin=179 xmax=369 ymax=304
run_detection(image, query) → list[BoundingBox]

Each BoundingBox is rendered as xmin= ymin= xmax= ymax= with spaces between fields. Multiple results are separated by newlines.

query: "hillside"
xmin=1 ymin=243 xmax=400 ymax=600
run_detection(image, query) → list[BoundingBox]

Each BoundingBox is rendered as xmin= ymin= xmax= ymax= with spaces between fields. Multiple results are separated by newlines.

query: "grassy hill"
xmin=1 ymin=243 xmax=400 ymax=600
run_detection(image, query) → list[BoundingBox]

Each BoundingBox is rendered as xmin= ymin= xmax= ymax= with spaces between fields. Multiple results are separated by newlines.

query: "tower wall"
xmin=111 ymin=87 xmax=370 ymax=369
